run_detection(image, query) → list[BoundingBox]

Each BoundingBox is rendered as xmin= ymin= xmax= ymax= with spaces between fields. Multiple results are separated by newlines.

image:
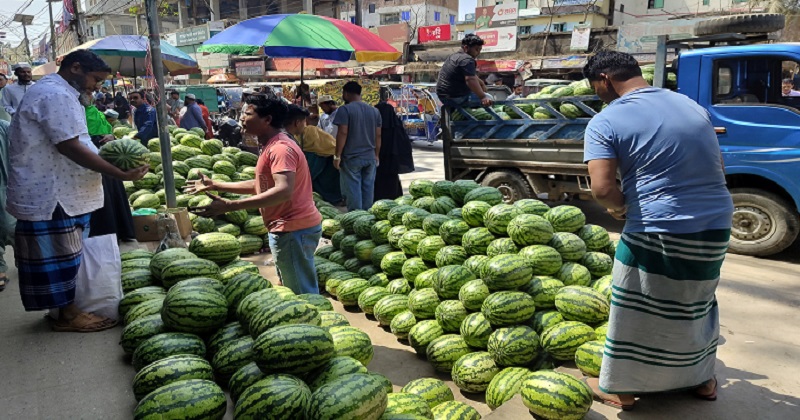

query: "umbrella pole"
xmin=300 ymin=58 xmax=305 ymax=107
xmin=112 ymin=77 xmax=116 ymax=95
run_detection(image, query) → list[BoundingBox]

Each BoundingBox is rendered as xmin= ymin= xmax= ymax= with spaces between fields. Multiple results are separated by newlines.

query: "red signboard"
xmin=418 ymin=24 xmax=451 ymax=43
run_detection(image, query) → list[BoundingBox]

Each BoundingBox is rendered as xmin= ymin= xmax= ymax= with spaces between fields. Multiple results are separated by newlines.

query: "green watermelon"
xmin=486 ymin=238 xmax=519 ymax=258
xmin=434 ymin=265 xmax=476 ymax=299
xmin=461 ymin=227 xmax=495 ymax=255
xmin=464 ymin=186 xmax=504 ymax=206
xmin=248 ymin=299 xmax=320 ymax=339
xmin=121 ymin=249 xmax=154 ymax=261
xmin=401 ymin=257 xmax=430 ymax=283
xmin=121 ymin=269 xmax=155 ymax=293
xmin=519 ymin=245 xmax=563 ymax=275
xmin=544 ymin=205 xmax=586 ymax=233
xmin=234 ymin=373 xmax=312 ymax=419
xmin=390 ymin=310 xmax=418 ymax=340
xmin=210 ymin=335 xmax=254 ymax=384
xmin=407 ymin=320 xmax=444 ymax=354
xmin=401 ymin=209 xmax=431 ymax=231
xmin=133 ymin=379 xmax=226 ymax=420
xmin=520 ymin=371 xmax=593 ymax=420
xmin=416 ymin=235 xmax=445 ymax=263
xmin=252 ymin=324 xmax=334 ymax=374
xmin=370 ymin=220 xmax=393 ymax=244
xmin=401 ymin=377 xmax=454 ymax=409
xmin=577 ymin=224 xmax=611 ymax=251
xmin=555 ymin=285 xmax=610 ymax=324
xmin=188 ymin=232 xmax=241 ymax=265
xmin=486 ymin=367 xmax=532 ymax=409
xmin=306 ymin=373 xmax=388 ymax=420
xmin=354 ymin=214 xmax=378 ymax=239
xmin=412 ymin=196 xmax=436 ymax=212
xmin=461 ymin=200 xmax=492 ymax=227
xmin=484 ymin=204 xmax=521 ymax=235
xmin=124 ymin=296 xmax=165 ymax=325
xmin=132 ymin=332 xmax=206 ymax=371
xmin=160 ymin=258 xmax=221 ymax=289
xmin=549 ymin=232 xmax=587 ymax=262
xmin=98 ymin=138 xmax=149 ymax=170
xmin=508 ymin=214 xmax=555 ymax=247
xmin=481 ymin=291 xmax=536 ymax=327
xmin=592 ymin=275 xmax=613 ymax=302
xmin=426 ymin=334 xmax=471 ymax=373
xmin=520 ymin=276 xmax=564 ymax=308
xmin=319 ymin=311 xmax=351 ymax=329
xmin=431 ymin=180 xmax=454 ymax=198
xmin=580 ymin=251 xmax=613 ymax=277
xmin=160 ymin=285 xmax=228 ymax=334
xmin=439 ymin=219 xmax=470 ymax=246
xmin=575 ymin=340 xmax=604 ymax=377
xmin=207 ymin=322 xmax=247 ymax=356
xmin=329 ymin=325 xmax=374 ymax=366
xmin=370 ymin=199 xmax=400 ymax=220
xmin=119 ymin=314 xmax=166 ymax=354
xmin=540 ymin=321 xmax=597 ymax=360
xmin=387 ymin=205 xmax=415 ymax=227
xmin=395 ymin=194 xmax=415 ymax=206
xmin=435 ymin=300 xmax=468 ymax=333
xmin=407 ymin=288 xmax=440 ymax=319
xmin=460 ymin=312 xmax=493 ymax=349
xmin=384 ymin=392 xmax=433 ymax=418
xmin=463 ymin=255 xmax=490 ymax=277
xmin=373 ymin=294 xmax=409 ymax=327
xmin=435 ymin=245 xmax=468 ymax=268
xmin=483 ymin=254 xmax=533 ymax=291
xmin=487 ymin=326 xmax=541 ymax=367
xmin=450 ymin=180 xmax=481 ymax=205
xmin=513 ymin=199 xmax=550 ymax=216
xmin=358 ymin=286 xmax=391 ymax=314
xmin=458 ymin=279 xmax=490 ymax=311
xmin=556 ymin=262 xmax=593 ymax=287
xmin=414 ymin=268 xmax=439 ymax=290
xmin=409 ymin=180 xmax=434 ymax=198
xmin=430 ymin=196 xmax=458 ymax=215
xmin=452 ymin=351 xmax=501 ymax=393
xmin=228 ymin=362 xmax=265 ymax=403
xmin=430 ymin=401 xmax=481 ymax=420
xmin=387 ymin=278 xmax=412 ymax=295
xmin=532 ymin=310 xmax=565 ymax=334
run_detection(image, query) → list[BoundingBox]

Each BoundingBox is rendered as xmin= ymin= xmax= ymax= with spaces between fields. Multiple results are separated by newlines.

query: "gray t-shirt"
xmin=333 ymin=101 xmax=382 ymax=160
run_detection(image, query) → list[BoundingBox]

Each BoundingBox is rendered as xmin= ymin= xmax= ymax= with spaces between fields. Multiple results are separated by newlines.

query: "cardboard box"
xmin=132 ymin=208 xmax=192 ymax=242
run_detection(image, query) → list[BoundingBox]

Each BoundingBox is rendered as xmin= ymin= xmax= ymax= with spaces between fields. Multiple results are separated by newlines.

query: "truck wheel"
xmin=729 ymin=188 xmax=800 ymax=257
xmin=481 ymin=170 xmax=533 ymax=204
xmin=694 ymin=13 xmax=785 ymax=36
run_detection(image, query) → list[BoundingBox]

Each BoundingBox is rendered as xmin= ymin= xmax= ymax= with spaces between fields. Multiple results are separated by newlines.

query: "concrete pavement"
xmin=0 ymin=143 xmax=797 ymax=419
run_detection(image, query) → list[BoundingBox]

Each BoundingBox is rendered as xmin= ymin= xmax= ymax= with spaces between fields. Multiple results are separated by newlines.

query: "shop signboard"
xmin=419 ymin=24 xmax=451 ymax=43
xmin=176 ymin=25 xmax=209 ymax=47
xmin=570 ymin=24 xmax=592 ymax=51
xmin=474 ymin=2 xmax=518 ymax=53
xmin=617 ymin=19 xmax=703 ymax=54
xmin=235 ymin=60 xmax=265 ymax=77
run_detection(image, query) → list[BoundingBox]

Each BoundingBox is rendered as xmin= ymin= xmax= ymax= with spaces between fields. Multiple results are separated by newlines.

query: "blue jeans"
xmin=268 ymin=224 xmax=322 ymax=295
xmin=440 ymin=93 xmax=481 ymax=108
xmin=339 ymin=157 xmax=377 ymax=211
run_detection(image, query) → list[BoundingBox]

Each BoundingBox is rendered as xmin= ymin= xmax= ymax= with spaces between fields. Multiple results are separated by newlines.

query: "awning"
xmin=404 ymin=62 xmax=444 ymax=74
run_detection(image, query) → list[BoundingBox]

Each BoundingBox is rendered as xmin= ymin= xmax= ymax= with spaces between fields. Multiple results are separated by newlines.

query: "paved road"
xmin=0 ymin=143 xmax=796 ymax=419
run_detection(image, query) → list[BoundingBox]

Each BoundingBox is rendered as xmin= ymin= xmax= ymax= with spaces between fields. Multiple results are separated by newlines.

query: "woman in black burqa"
xmin=374 ymin=87 xmax=415 ymax=200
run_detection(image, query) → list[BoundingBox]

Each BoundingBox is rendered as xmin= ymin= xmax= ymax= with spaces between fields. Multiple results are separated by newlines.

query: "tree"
xmin=748 ymin=0 xmax=800 ymax=14
xmin=406 ymin=4 xmax=426 ymax=43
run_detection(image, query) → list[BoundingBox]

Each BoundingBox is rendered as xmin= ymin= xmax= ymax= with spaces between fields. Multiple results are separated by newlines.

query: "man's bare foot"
xmin=694 ymin=376 xmax=718 ymax=401
xmin=585 ymin=377 xmax=635 ymax=410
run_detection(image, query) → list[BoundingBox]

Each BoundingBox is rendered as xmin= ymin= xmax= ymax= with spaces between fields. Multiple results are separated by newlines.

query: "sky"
xmin=1 ymin=0 xmax=62 ymax=45
xmin=460 ymin=0 xmax=478 ymax=20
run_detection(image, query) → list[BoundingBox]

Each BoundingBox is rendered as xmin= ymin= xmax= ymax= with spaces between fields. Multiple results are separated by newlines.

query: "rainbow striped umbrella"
xmin=62 ymin=35 xmax=200 ymax=77
xmin=199 ymin=14 xmax=401 ymax=63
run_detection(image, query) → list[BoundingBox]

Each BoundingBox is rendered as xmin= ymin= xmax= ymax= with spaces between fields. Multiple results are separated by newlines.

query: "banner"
xmin=418 ymin=25 xmax=451 ymax=43
xmin=570 ymin=24 xmax=591 ymax=51
xmin=235 ymin=60 xmax=265 ymax=77
xmin=474 ymin=2 xmax=518 ymax=53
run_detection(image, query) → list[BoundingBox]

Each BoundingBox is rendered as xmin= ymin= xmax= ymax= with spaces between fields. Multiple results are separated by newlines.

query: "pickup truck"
xmin=442 ymin=36 xmax=800 ymax=257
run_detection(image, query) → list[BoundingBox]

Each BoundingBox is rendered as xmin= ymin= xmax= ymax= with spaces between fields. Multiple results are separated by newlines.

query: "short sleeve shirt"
xmin=255 ymin=132 xmax=322 ymax=232
xmin=7 ymin=74 xmax=103 ymax=221
xmin=436 ymin=52 xmax=477 ymax=99
xmin=584 ymin=87 xmax=733 ymax=234
xmin=332 ymin=102 xmax=382 ymax=160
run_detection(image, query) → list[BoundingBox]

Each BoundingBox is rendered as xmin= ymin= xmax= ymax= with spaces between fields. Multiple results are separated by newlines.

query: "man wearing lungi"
xmin=582 ymin=51 xmax=733 ymax=409
xmin=7 ymin=50 xmax=148 ymax=332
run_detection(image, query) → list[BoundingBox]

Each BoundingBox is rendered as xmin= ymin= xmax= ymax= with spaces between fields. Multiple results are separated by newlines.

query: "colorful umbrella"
xmin=207 ymin=73 xmax=239 ymax=84
xmin=61 ymin=35 xmax=200 ymax=77
xmin=199 ymin=14 xmax=401 ymax=63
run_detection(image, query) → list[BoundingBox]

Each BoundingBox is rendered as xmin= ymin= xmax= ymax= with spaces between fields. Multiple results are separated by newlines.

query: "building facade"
xmin=340 ymin=0 xmax=459 ymax=40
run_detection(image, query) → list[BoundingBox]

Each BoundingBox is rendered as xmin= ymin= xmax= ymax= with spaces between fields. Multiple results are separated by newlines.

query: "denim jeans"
xmin=267 ymin=224 xmax=322 ymax=295
xmin=339 ymin=157 xmax=377 ymax=211
xmin=440 ymin=93 xmax=482 ymax=108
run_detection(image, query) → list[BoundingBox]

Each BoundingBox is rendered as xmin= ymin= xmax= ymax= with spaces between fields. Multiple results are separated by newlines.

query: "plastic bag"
xmin=157 ymin=213 xmax=186 ymax=252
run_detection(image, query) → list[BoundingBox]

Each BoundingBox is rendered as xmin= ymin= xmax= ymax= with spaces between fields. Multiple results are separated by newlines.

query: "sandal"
xmin=582 ymin=378 xmax=635 ymax=411
xmin=694 ymin=375 xmax=718 ymax=401
xmin=52 ymin=312 xmax=118 ymax=333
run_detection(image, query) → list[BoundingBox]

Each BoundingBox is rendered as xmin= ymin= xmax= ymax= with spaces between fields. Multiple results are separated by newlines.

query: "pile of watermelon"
xmin=119 ymin=125 xmax=268 ymax=256
xmin=313 ymin=179 xmax=618 ymax=419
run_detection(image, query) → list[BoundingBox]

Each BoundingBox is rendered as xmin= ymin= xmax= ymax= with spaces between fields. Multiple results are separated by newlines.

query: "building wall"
xmin=614 ymin=0 xmax=770 ymax=25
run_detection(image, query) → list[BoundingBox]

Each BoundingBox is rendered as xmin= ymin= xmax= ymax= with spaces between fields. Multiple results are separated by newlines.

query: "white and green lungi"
xmin=599 ymin=229 xmax=730 ymax=394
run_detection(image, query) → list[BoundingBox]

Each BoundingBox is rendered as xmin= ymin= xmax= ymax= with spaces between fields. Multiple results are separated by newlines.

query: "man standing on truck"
xmin=582 ymin=51 xmax=733 ymax=410
xmin=435 ymin=34 xmax=493 ymax=108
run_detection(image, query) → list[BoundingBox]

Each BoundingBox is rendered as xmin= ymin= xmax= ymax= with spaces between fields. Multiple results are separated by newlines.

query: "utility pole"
xmin=145 ymin=0 xmax=176 ymax=208
xmin=47 ymin=0 xmax=59 ymax=61
xmin=72 ymin=0 xmax=86 ymax=44
xmin=13 ymin=14 xmax=34 ymax=62
xmin=354 ymin=0 xmax=363 ymax=26
xmin=303 ymin=0 xmax=313 ymax=14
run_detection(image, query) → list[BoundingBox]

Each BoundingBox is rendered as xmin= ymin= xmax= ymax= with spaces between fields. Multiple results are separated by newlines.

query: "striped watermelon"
xmin=243 ymin=217 xmax=268 ymax=236
xmin=384 ymin=392 xmax=433 ymax=418
xmin=369 ymin=372 xmax=394 ymax=396
xmin=416 ymin=236 xmax=446 ymax=263
xmin=234 ymin=373 xmax=311 ymax=419
xmin=409 ymin=179 xmax=434 ymax=198
xmin=414 ymin=268 xmax=439 ymax=289
xmin=532 ymin=310 xmax=565 ymax=334
xmin=456 ymin=280 xmax=488 ymax=313
xmin=211 ymin=335 xmax=254 ymax=383
xmin=487 ymin=326 xmax=541 ymax=366
xmin=439 ymin=219 xmax=471 ymax=246
xmin=464 ymin=186 xmax=504 ymax=206
xmin=121 ymin=269 xmax=155 ymax=293
xmin=306 ymin=356 xmax=368 ymax=391
xmin=121 ymin=249 xmax=154 ymax=261
xmin=358 ymin=286 xmax=391 ymax=314
xmin=373 ymin=294 xmax=409 ymax=326
xmin=370 ymin=199 xmax=400 ymax=220
xmin=236 ymin=150 xmax=258 ymax=166
xmin=217 ymin=222 xmax=241 ymax=237
xmin=452 ymin=351 xmax=501 ymax=393
xmin=435 ymin=300 xmax=468 ymax=333
xmin=248 ymin=299 xmax=320 ymax=339
xmin=236 ymin=288 xmax=285 ymax=331
xmin=430 ymin=196 xmax=458 ymax=215
xmin=133 ymin=379 xmax=226 ymax=420
xmin=544 ymin=205 xmax=587 ymax=233
xmin=431 ymin=401 xmax=481 ymax=420
xmin=122 ymin=259 xmax=152 ymax=273
xmin=507 ymin=214 xmax=555 ymax=246
xmin=306 ymin=373 xmax=388 ymax=420
xmin=252 ymin=324 xmax=334 ymax=374
xmin=228 ymin=362 xmax=265 ymax=403
xmin=188 ymin=232 xmax=242 ymax=265
xmin=408 ymin=320 xmax=444 ymax=354
xmin=132 ymin=354 xmax=213 ymax=401
xmin=390 ymin=310 xmax=418 ymax=340
xmin=575 ymin=340 xmax=604 ymax=377
xmin=520 ymin=371 xmax=593 ymax=420
xmin=200 ymin=139 xmax=224 ymax=155
xmin=519 ymin=245 xmax=563 ymax=275
xmin=322 ymin=219 xmax=343 ymax=238
xmin=119 ymin=314 xmax=166 ymax=354
xmin=447 ymin=208 xmax=463 ymax=219
xmin=329 ymin=325 xmax=374 ymax=366
xmin=340 ymin=234 xmax=362 ymax=257
xmin=223 ymin=272 xmax=271 ymax=317
xmin=426 ymin=334 xmax=471 ymax=373
xmin=486 ymin=238 xmax=519 ymax=257
xmin=461 ymin=200 xmax=492 ymax=227
xmin=125 ymin=298 xmax=166 ymax=325
xmin=540 ymin=321 xmax=597 ymax=360
xmin=463 ymin=255 xmax=490 ymax=277
xmin=592 ymin=275 xmax=613 ymax=302
xmin=357 ymin=264 xmax=382 ymax=279
xmin=434 ymin=265 xmax=476 ymax=299
xmin=481 ymin=291 xmax=536 ymax=327
xmin=459 ymin=312 xmax=493 ymax=349
xmin=338 ymin=279 xmax=370 ymax=306
xmin=98 ymin=138 xmax=149 ymax=170
xmin=149 ymin=248 xmax=196 ymax=279
xmin=238 ymin=234 xmax=264 ymax=255
xmin=354 ymin=214 xmax=378 ymax=239
xmin=398 ymin=229 xmax=428 ymax=256
xmin=432 ymin=180 xmax=454 ymax=198
xmin=388 ymin=205 xmax=415 ymax=226
xmin=160 ymin=258 xmax=221 ymax=289
xmin=594 ymin=323 xmax=608 ymax=341
xmin=486 ymin=367 xmax=531 ymax=409
xmin=580 ymin=251 xmax=613 ymax=277
xmin=483 ymin=254 xmax=533 ymax=291
xmin=408 ymin=288 xmax=440 ymax=319
xmin=371 ymin=244 xmax=395 ymax=267
xmin=556 ymin=262 xmax=593 ymax=287
xmin=207 ymin=322 xmax=247 ymax=355
xmin=603 ymin=240 xmax=618 ymax=257
xmin=450 ymin=180 xmax=481 ymax=205
xmin=403 ymin=207 xmax=432 ymax=230
xmin=513 ymin=198 xmax=550 ymax=216
xmin=223 ymin=209 xmax=249 ymax=225
xmin=319 ymin=311 xmax=351 ymax=329
xmin=370 ymin=220 xmax=393 ymax=245
xmin=133 ymin=172 xmax=160 ymax=190
xmin=434 ymin=245 xmax=468 ymax=268
xmin=387 ymin=278 xmax=411 ymax=295
xmin=412 ymin=196 xmax=435 ymax=212
xmin=381 ymin=251 xmax=408 ymax=277
xmin=401 ymin=377 xmax=454 ymax=409
xmin=461 ymin=227 xmax=495 ymax=255
xmin=577 ymin=224 xmax=611 ymax=251
xmin=160 ymin=286 xmax=228 ymax=334
xmin=549 ymin=232 xmax=587 ymax=262
xmin=402 ymin=257 xmax=430 ymax=283
xmin=132 ymin=332 xmax=206 ymax=371
xmin=423 ymin=214 xmax=452 ymax=236
xmin=484 ymin=204 xmax=521 ymax=235
xmin=555 ymin=285 xmax=610 ymax=324
xmin=369 ymin=273 xmax=391 ymax=287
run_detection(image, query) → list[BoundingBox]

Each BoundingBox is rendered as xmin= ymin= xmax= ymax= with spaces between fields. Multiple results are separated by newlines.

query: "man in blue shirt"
xmin=179 ymin=93 xmax=206 ymax=131
xmin=581 ymin=51 xmax=732 ymax=410
xmin=128 ymin=90 xmax=157 ymax=144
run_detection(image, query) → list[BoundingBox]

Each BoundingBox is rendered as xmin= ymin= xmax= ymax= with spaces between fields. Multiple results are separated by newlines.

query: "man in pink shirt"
xmin=187 ymin=96 xmax=322 ymax=294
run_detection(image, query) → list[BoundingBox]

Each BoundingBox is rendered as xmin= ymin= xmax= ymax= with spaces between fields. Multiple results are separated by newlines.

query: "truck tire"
xmin=694 ymin=13 xmax=785 ymax=36
xmin=729 ymin=188 xmax=800 ymax=257
xmin=481 ymin=170 xmax=534 ymax=204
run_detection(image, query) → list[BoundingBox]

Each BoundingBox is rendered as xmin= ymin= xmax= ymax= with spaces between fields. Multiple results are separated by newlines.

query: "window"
xmin=450 ymin=14 xmax=455 ymax=25
xmin=648 ymin=0 xmax=664 ymax=9
xmin=401 ymin=11 xmax=411 ymax=22
xmin=369 ymin=3 xmax=375 ymax=13
xmin=434 ymin=11 xmax=441 ymax=22
xmin=702 ymin=0 xmax=710 ymax=5
xmin=551 ymin=23 xmax=565 ymax=32
xmin=89 ymin=27 xmax=94 ymax=37
xmin=519 ymin=26 xmax=532 ymax=35
xmin=713 ymin=57 xmax=800 ymax=111
xmin=120 ymin=25 xmax=135 ymax=35
xmin=380 ymin=12 xmax=400 ymax=25
xmin=518 ymin=0 xmax=528 ymax=8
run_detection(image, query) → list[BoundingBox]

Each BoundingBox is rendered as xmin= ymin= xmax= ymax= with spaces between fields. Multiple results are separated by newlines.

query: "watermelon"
xmin=390 ymin=310 xmax=418 ymax=340
xmin=121 ymin=249 xmax=154 ymax=261
xmin=408 ymin=320 xmax=444 ymax=354
xmin=306 ymin=356 xmax=368 ymax=391
xmin=236 ymin=150 xmax=258 ymax=166
xmin=447 ymin=208 xmax=463 ymax=219
xmin=319 ymin=311 xmax=351 ymax=329
xmin=461 ymin=227 xmax=495 ymax=255
xmin=381 ymin=251 xmax=408 ymax=277
xmin=544 ymin=205 xmax=586 ymax=233
xmin=368 ymin=273 xmax=391 ymax=287
xmin=224 ymin=209 xmax=249 ymax=225
xmin=398 ymin=229 xmax=428 ymax=256
xmin=431 ymin=180 xmax=454 ymax=198
xmin=133 ymin=379 xmax=226 ymax=420
xmin=519 ymin=245 xmax=563 ymax=275
xmin=556 ymin=262 xmax=593 ymax=287
xmin=431 ymin=401 xmax=481 ymax=420
xmin=207 ymin=322 xmax=247 ymax=356
xmin=580 ymin=251 xmax=613 ymax=277
xmin=228 ymin=362 xmax=265 ymax=403
xmin=487 ymin=326 xmax=541 ymax=367
xmin=603 ymin=240 xmax=618 ymax=257
xmin=461 ymin=200 xmax=492 ymax=227
xmin=412 ymin=196 xmax=436 ymax=212
xmin=395 ymin=194 xmax=414 ymax=206
xmin=234 ymin=374 xmax=311 ymax=420
xmin=328 ymin=325 xmax=374 ymax=366
xmin=371 ymin=243 xmax=395 ymax=267
xmin=121 ymin=269 xmax=155 ymax=293
xmin=370 ymin=199 xmax=400 ymax=220
xmin=456 ymin=279 xmax=488 ymax=312
xmin=435 ymin=300 xmax=468 ymax=333
xmin=483 ymin=254 xmax=533 ymax=291
xmin=592 ymin=275 xmax=613 ymax=301
xmin=577 ymin=224 xmax=611 ymax=251
xmin=209 ymin=335 xmax=254 ymax=383
xmin=354 ymin=240 xmax=377 ymax=263
xmin=222 ymin=272 xmax=271 ymax=315
xmin=423 ymin=214 xmax=452 ymax=236
xmin=520 ymin=276 xmax=564 ymax=308
xmin=434 ymin=265 xmax=476 ymax=300
xmin=369 ymin=372 xmax=394 ymax=396
xmin=131 ymin=332 xmax=206 ymax=371
xmin=200 ymin=139 xmax=224 ymax=155
xmin=297 ymin=294 xmax=334 ymax=312
xmin=306 ymin=373 xmax=388 ymax=420
xmin=486 ymin=367 xmax=531 ymax=409
xmin=132 ymin=193 xmax=160 ymax=210
xmin=160 ymin=258 xmax=221 ymax=289
xmin=595 ymin=323 xmax=609 ymax=341
xmin=430 ymin=196 xmax=458 ymax=215
xmin=401 ymin=377 xmax=454 ymax=409
xmin=555 ymin=285 xmax=610 ymax=324
xmin=575 ymin=340 xmax=604 ymax=377
xmin=435 ymin=245 xmax=468 ymax=268
xmin=119 ymin=314 xmax=166 ymax=355
xmin=464 ymin=186 xmax=504 ymax=206
xmin=370 ymin=220 xmax=393 ymax=244
xmin=549 ymin=232 xmax=587 ymax=262
xmin=358 ymin=264 xmax=382 ymax=279
xmin=123 ymin=295 xmax=165 ymax=325
xmin=373 ymin=294 xmax=409 ymax=327
xmin=460 ymin=312 xmax=493 ymax=349
xmin=159 ymin=284 xmax=227 ymax=334
xmin=439 ymin=219 xmax=470 ymax=246
xmin=354 ymin=214 xmax=378 ymax=239
xmin=388 ymin=205 xmax=415 ymax=227
xmin=252 ymin=324 xmax=334 ymax=374
xmin=387 ymin=278 xmax=412 ymax=295
xmin=409 ymin=180 xmax=434 ymax=198
xmin=407 ymin=288 xmax=440 ymax=319
xmin=482 ymin=291 xmax=536 ymax=327
xmin=426 ymin=334 xmax=471 ymax=373
xmin=507 ymin=214 xmax=555 ymax=247
xmin=322 ymin=219 xmax=342 ymax=238
xmin=514 ymin=199 xmax=550 ymax=216
xmin=402 ymin=257 xmax=430 ymax=283
xmin=340 ymin=234 xmax=362 ymax=257
xmin=358 ymin=286 xmax=391 ymax=314
xmin=414 ymin=235 xmax=444 ymax=263
xmin=243 ymin=217 xmax=268 ymax=236
xmin=248 ymin=299 xmax=320 ymax=339
xmin=540 ymin=321 xmax=597 ymax=360
xmin=122 ymin=258 xmax=151 ymax=273
xmin=188 ymin=232 xmax=241 ymax=265
xmin=484 ymin=204 xmax=521 ymax=235
xmin=327 ymin=250 xmax=347 ymax=266
xmin=216 ymin=222 xmax=241 ymax=237
xmin=520 ymin=371 xmax=593 ymax=420
xmin=337 ymin=279 xmax=370 ymax=306
xmin=331 ymin=230 xmax=348 ymax=249
xmin=384 ymin=392 xmax=433 ymax=418
xmin=487 ymin=238 xmax=519 ymax=257
xmin=238 ymin=234 xmax=264 ymax=255
xmin=452 ymin=351 xmax=501 ymax=393
xmin=99 ymin=138 xmax=149 ymax=170
xmin=463 ymin=255 xmax=490 ymax=277
xmin=450 ymin=180 xmax=481 ymax=205
xmin=414 ymin=268 xmax=439 ymax=290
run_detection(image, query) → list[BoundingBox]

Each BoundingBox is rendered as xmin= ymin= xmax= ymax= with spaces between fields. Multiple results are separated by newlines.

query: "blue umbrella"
xmin=62 ymin=35 xmax=200 ymax=77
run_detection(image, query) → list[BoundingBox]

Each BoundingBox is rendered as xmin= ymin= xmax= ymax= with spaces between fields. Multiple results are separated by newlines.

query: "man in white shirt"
xmin=1 ymin=62 xmax=35 ymax=118
xmin=8 ymin=50 xmax=147 ymax=332
xmin=317 ymin=94 xmax=338 ymax=137
xmin=0 ymin=73 xmax=10 ymax=121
